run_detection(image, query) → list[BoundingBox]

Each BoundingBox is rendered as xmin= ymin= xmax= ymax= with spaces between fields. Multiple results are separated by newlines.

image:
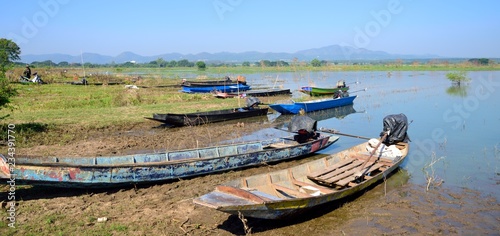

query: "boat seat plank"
xmin=308 ymin=161 xmax=382 ymax=187
xmin=292 ymin=179 xmax=336 ymax=194
xmin=308 ymin=160 xmax=364 ymax=183
xmin=272 ymin=184 xmax=310 ymax=198
xmin=317 ymin=160 xmax=365 ymax=180
xmin=216 ymin=185 xmax=271 ymax=203
xmin=335 ymin=163 xmax=385 ymax=186
xmin=307 ymin=159 xmax=354 ymax=178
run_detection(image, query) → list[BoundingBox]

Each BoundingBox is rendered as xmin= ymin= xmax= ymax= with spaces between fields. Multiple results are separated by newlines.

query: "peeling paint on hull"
xmin=0 ymin=135 xmax=338 ymax=188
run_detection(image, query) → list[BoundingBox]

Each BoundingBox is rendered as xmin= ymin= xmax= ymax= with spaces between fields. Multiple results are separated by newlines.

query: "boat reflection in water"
xmin=270 ymin=104 xmax=360 ymax=130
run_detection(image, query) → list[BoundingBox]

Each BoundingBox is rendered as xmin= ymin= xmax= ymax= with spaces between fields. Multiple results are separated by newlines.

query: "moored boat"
xmin=181 ymin=76 xmax=247 ymax=87
xmin=228 ymin=88 xmax=292 ymax=97
xmin=146 ymin=107 xmax=269 ymax=126
xmin=299 ymin=86 xmax=349 ymax=96
xmin=0 ymin=133 xmax=339 ymax=188
xmin=146 ymin=97 xmax=267 ymax=126
xmin=181 ymin=83 xmax=251 ymax=93
xmin=269 ymin=95 xmax=356 ymax=114
xmin=299 ymin=80 xmax=349 ymax=96
xmin=193 ymin=114 xmax=410 ymax=219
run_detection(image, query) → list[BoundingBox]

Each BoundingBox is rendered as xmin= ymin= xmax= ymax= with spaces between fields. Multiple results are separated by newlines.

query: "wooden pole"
xmin=318 ymin=128 xmax=371 ymax=140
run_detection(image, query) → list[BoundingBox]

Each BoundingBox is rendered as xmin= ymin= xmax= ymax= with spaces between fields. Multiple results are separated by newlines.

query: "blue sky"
xmin=2 ymin=0 xmax=500 ymax=58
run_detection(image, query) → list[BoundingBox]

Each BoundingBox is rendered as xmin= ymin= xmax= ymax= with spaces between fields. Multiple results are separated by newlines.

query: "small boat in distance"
xmin=146 ymin=107 xmax=269 ymax=126
xmin=300 ymin=80 xmax=349 ymax=96
xmin=269 ymin=95 xmax=356 ymax=114
xmin=146 ymin=97 xmax=267 ymax=126
xmin=181 ymin=83 xmax=251 ymax=93
xmin=228 ymin=88 xmax=292 ymax=97
xmin=181 ymin=75 xmax=247 ymax=86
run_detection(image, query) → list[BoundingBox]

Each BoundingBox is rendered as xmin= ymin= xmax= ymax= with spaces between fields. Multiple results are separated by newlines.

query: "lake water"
xmin=219 ymin=70 xmax=499 ymax=234
xmin=239 ymin=71 xmax=500 ymax=197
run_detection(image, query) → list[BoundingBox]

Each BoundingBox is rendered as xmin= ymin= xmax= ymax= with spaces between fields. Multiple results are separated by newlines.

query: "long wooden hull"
xmin=146 ymin=107 xmax=269 ymax=126
xmin=269 ymin=95 xmax=356 ymax=114
xmin=0 ymin=135 xmax=339 ymax=188
xmin=300 ymin=86 xmax=349 ymax=96
xmin=182 ymin=80 xmax=246 ymax=87
xmin=181 ymin=84 xmax=251 ymax=93
xmin=194 ymin=140 xmax=409 ymax=219
xmin=228 ymin=89 xmax=292 ymax=97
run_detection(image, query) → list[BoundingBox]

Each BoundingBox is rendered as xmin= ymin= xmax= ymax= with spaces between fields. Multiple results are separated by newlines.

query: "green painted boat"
xmin=299 ymin=86 xmax=349 ymax=96
xmin=300 ymin=80 xmax=350 ymax=96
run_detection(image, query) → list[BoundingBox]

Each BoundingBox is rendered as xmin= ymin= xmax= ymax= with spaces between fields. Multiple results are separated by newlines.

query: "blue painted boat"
xmin=0 ymin=134 xmax=339 ymax=188
xmin=181 ymin=83 xmax=251 ymax=93
xmin=269 ymin=95 xmax=357 ymax=114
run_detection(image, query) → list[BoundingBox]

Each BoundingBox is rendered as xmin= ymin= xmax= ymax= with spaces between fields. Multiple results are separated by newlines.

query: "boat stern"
xmin=0 ymin=154 xmax=12 ymax=179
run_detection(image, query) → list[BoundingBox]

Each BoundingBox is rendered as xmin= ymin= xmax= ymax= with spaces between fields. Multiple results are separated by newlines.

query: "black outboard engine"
xmin=246 ymin=97 xmax=261 ymax=108
xmin=289 ymin=115 xmax=320 ymax=143
xmin=382 ymin=113 xmax=410 ymax=145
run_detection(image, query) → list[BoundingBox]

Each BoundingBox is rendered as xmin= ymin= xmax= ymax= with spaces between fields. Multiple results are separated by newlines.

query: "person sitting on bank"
xmin=23 ymin=64 xmax=31 ymax=79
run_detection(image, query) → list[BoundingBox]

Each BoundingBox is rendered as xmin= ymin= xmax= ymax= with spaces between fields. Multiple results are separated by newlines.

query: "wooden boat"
xmin=182 ymin=80 xmax=246 ymax=87
xmin=269 ymin=95 xmax=356 ymax=114
xmin=146 ymin=107 xmax=269 ymax=126
xmin=181 ymin=76 xmax=247 ymax=87
xmin=299 ymin=86 xmax=349 ymax=96
xmin=0 ymin=134 xmax=339 ymax=188
xmin=299 ymin=80 xmax=350 ymax=96
xmin=181 ymin=83 xmax=251 ymax=93
xmin=193 ymin=134 xmax=409 ymax=219
xmin=228 ymin=88 xmax=292 ymax=97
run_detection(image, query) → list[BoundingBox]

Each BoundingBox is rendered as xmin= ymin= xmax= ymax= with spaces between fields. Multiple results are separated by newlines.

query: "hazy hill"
xmin=20 ymin=44 xmax=441 ymax=64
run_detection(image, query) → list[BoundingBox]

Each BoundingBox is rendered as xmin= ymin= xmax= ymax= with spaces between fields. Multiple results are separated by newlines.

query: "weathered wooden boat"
xmin=181 ymin=83 xmax=251 ymax=93
xmin=194 ymin=114 xmax=411 ymax=219
xmin=146 ymin=107 xmax=269 ymax=126
xmin=269 ymin=95 xmax=356 ymax=114
xmin=147 ymin=97 xmax=268 ymax=126
xmin=228 ymin=88 xmax=292 ymax=97
xmin=181 ymin=76 xmax=247 ymax=87
xmin=182 ymin=80 xmax=246 ymax=87
xmin=0 ymin=134 xmax=339 ymax=188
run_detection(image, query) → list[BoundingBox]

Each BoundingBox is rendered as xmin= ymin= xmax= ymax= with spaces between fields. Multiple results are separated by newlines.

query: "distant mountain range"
xmin=20 ymin=44 xmax=441 ymax=64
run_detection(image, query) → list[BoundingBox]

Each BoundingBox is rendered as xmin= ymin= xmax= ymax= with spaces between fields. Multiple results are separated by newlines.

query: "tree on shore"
xmin=0 ymin=38 xmax=19 ymax=113
xmin=0 ymin=38 xmax=21 ymax=77
xmin=311 ymin=58 xmax=321 ymax=67
xmin=196 ymin=61 xmax=206 ymax=70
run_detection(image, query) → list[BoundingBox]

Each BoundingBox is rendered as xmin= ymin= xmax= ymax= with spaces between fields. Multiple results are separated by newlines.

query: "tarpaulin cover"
xmin=382 ymin=113 xmax=410 ymax=145
xmin=289 ymin=115 xmax=317 ymax=133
